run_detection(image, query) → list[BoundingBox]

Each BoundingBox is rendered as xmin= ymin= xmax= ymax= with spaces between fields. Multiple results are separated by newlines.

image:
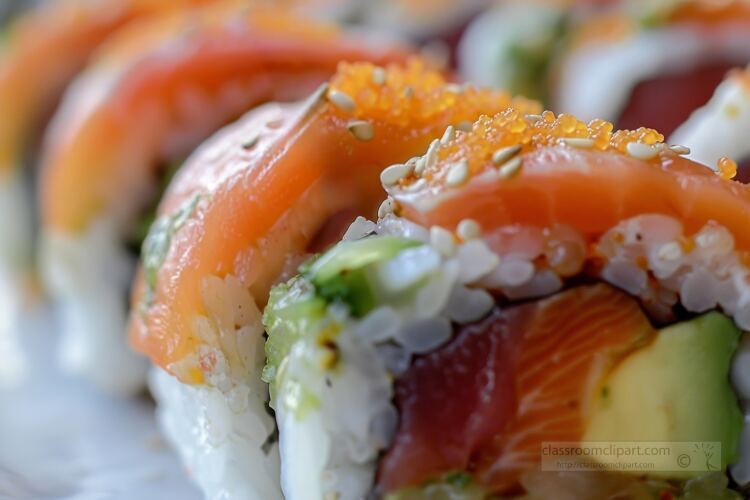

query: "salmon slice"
xmin=386 ymin=109 xmax=750 ymax=252
xmin=39 ymin=2 xmax=413 ymax=234
xmin=0 ymin=0 xmax=212 ymax=178
xmin=378 ymin=284 xmax=655 ymax=493
xmin=127 ymin=61 xmax=540 ymax=383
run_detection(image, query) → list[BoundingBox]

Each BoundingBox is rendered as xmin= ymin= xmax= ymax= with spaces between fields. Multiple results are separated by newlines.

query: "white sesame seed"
xmin=241 ymin=132 xmax=260 ymax=149
xmin=347 ymin=120 xmax=374 ymax=141
xmin=498 ymin=156 xmax=523 ymax=179
xmin=445 ymin=83 xmax=463 ymax=94
xmin=669 ymin=144 xmax=691 ymax=155
xmin=657 ymin=241 xmax=682 ymax=261
xmin=404 ymin=178 xmax=427 ymax=192
xmin=626 ymin=141 xmax=658 ymax=160
xmin=380 ymin=162 xmax=413 ymax=186
xmin=430 ymin=226 xmax=456 ymax=256
xmin=446 ymin=160 xmax=469 ymax=187
xmin=372 ymin=67 xmax=386 ymax=85
xmin=327 ymin=89 xmax=355 ymax=112
xmin=414 ymin=156 xmax=427 ymax=176
xmin=457 ymin=120 xmax=473 ymax=132
xmin=492 ymin=144 xmax=521 ymax=166
xmin=440 ymin=125 xmax=455 ymax=145
xmin=425 ymin=139 xmax=440 ymax=167
xmin=562 ymin=137 xmax=595 ymax=149
xmin=526 ymin=114 xmax=543 ymax=122
xmin=378 ymin=197 xmax=396 ymax=218
xmin=457 ymin=218 xmax=481 ymax=240
xmin=404 ymin=86 xmax=414 ymax=98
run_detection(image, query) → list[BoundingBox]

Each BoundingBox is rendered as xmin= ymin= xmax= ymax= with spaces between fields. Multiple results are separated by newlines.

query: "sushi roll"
xmin=0 ymin=0 xmax=210 ymax=388
xmin=38 ymin=1 xmax=413 ymax=394
xmin=360 ymin=0 xmax=487 ymax=43
xmin=262 ymin=109 xmax=750 ymax=498
xmin=554 ymin=0 xmax=750 ymax=135
xmin=129 ymin=61 xmax=539 ymax=499
xmin=0 ymin=0 xmax=212 ymax=300
xmin=671 ymin=66 xmax=750 ymax=182
xmin=458 ymin=0 xmax=603 ymax=104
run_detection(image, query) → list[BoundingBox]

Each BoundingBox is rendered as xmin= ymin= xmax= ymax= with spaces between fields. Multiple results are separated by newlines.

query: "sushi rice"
xmin=149 ymin=273 xmax=282 ymax=500
xmin=255 ymin=210 xmax=750 ymax=499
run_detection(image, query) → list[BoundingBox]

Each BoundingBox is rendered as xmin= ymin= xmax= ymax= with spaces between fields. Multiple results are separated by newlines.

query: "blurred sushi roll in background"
xmin=458 ymin=0 xmax=594 ymax=103
xmin=554 ymin=0 xmax=750 ymax=136
xmin=129 ymin=61 xmax=538 ymax=499
xmin=264 ymin=109 xmax=750 ymax=498
xmin=672 ymin=66 xmax=750 ymax=182
xmin=0 ymin=0 xmax=214 ymax=388
xmin=37 ymin=0 xmax=413 ymax=395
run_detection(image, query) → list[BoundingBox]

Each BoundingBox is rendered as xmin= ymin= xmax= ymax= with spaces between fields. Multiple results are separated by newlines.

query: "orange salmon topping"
xmin=394 ymin=108 xmax=668 ymax=191
xmin=328 ymin=60 xmax=541 ymax=128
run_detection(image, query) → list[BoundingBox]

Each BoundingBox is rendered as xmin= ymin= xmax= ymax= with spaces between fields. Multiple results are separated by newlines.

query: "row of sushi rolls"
xmin=8 ymin=0 xmax=750 ymax=498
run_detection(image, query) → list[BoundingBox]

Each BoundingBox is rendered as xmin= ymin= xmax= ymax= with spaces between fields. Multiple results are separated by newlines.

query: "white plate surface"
xmin=0 ymin=305 xmax=201 ymax=500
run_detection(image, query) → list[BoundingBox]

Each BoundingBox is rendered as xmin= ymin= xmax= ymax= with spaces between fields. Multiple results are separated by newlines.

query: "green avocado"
xmin=584 ymin=312 xmax=743 ymax=479
xmin=306 ymin=235 xmax=420 ymax=316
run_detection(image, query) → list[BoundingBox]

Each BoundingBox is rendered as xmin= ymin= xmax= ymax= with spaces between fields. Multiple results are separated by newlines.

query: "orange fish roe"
xmin=395 ymin=108 xmax=668 ymax=190
xmin=327 ymin=59 xmax=541 ymax=128
xmin=718 ymin=156 xmax=738 ymax=180
xmin=679 ymin=236 xmax=696 ymax=254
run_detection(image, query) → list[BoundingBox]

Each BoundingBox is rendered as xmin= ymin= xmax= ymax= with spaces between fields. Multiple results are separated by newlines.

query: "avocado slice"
xmin=583 ymin=312 xmax=743 ymax=479
xmin=306 ymin=236 xmax=420 ymax=316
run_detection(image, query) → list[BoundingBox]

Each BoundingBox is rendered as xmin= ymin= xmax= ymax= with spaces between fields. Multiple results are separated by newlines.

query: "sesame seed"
xmin=414 ymin=157 xmax=427 ymax=176
xmin=457 ymin=218 xmax=481 ymax=240
xmin=562 ymin=137 xmax=595 ymax=149
xmin=626 ymin=141 xmax=658 ymax=160
xmin=328 ymin=89 xmax=355 ymax=112
xmin=492 ymin=144 xmax=521 ymax=166
xmin=372 ymin=67 xmax=386 ymax=85
xmin=498 ymin=156 xmax=523 ymax=179
xmin=378 ymin=197 xmax=396 ymax=218
xmin=657 ymin=242 xmax=682 ymax=261
xmin=404 ymin=178 xmax=427 ymax=192
xmin=241 ymin=133 xmax=260 ymax=150
xmin=445 ymin=83 xmax=463 ymax=94
xmin=430 ymin=226 xmax=456 ymax=256
xmin=457 ymin=120 xmax=473 ymax=132
xmin=446 ymin=160 xmax=469 ymax=187
xmin=425 ymin=139 xmax=440 ymax=168
xmin=380 ymin=163 xmax=413 ymax=186
xmin=526 ymin=114 xmax=543 ymax=122
xmin=669 ymin=144 xmax=691 ymax=155
xmin=347 ymin=120 xmax=374 ymax=141
xmin=440 ymin=125 xmax=455 ymax=145
xmin=404 ymin=86 xmax=414 ymax=98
